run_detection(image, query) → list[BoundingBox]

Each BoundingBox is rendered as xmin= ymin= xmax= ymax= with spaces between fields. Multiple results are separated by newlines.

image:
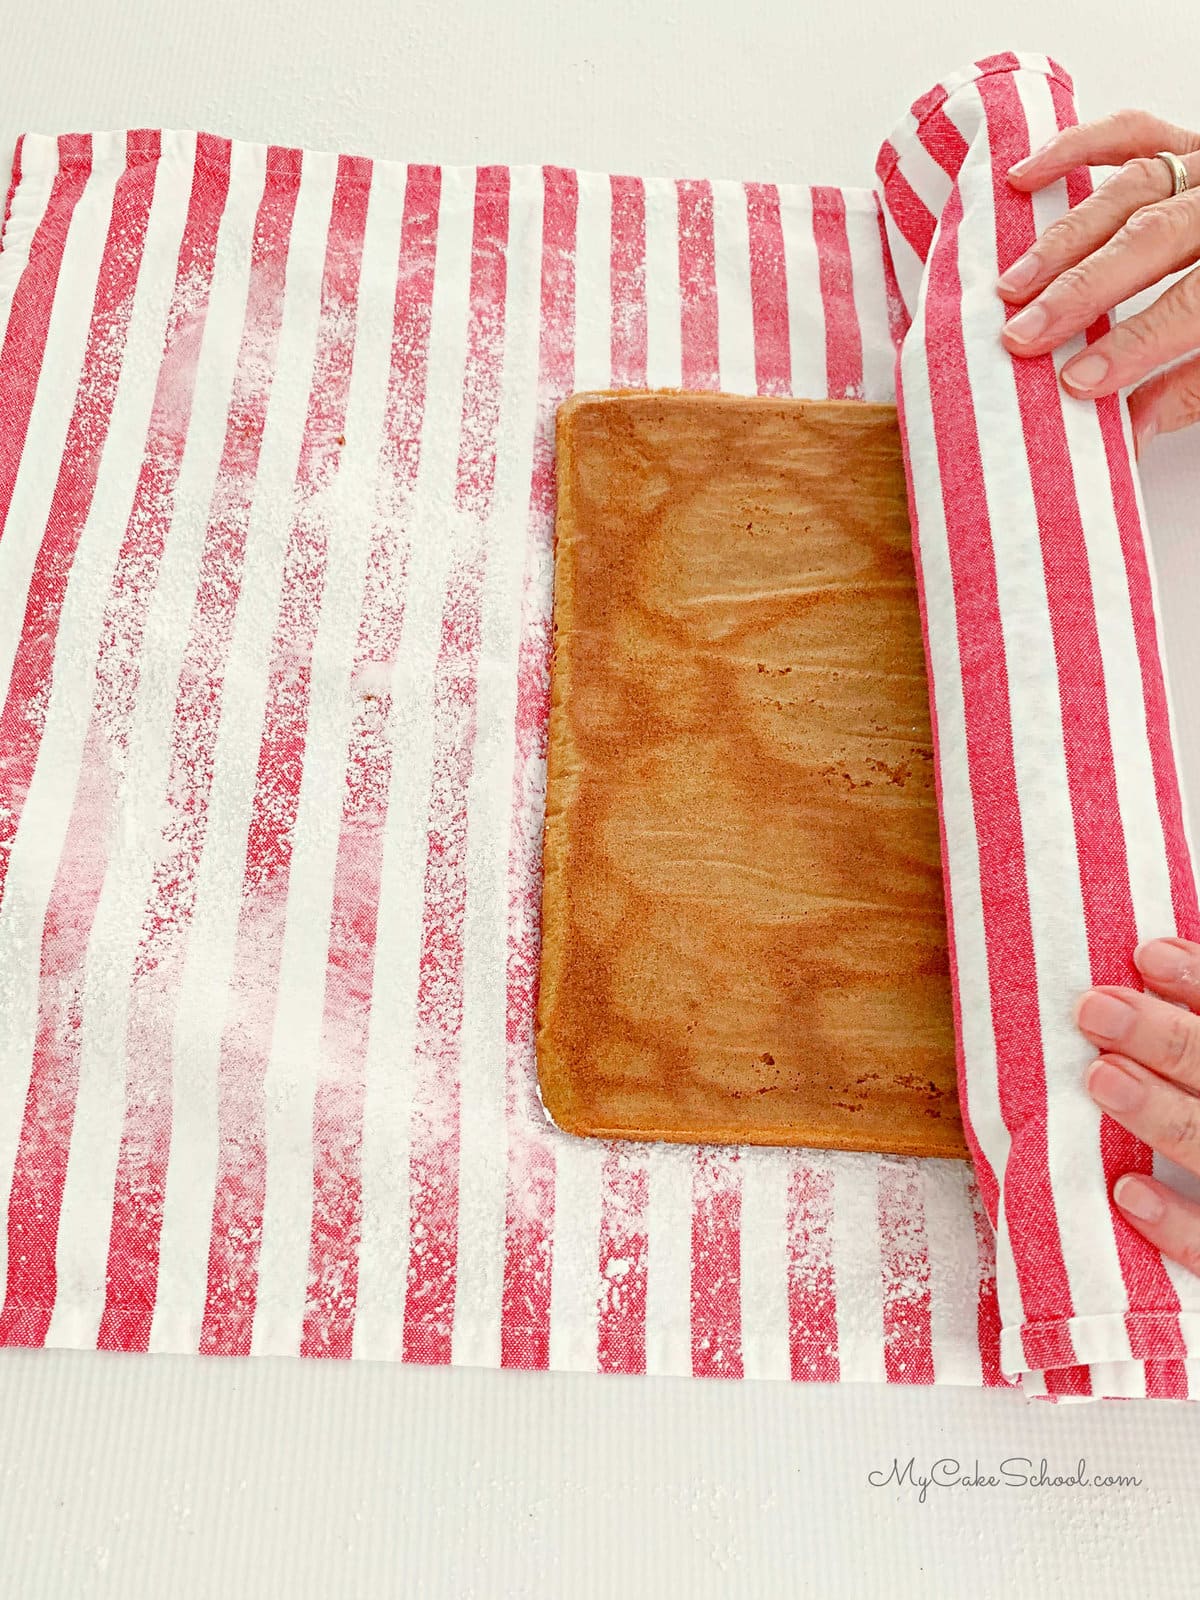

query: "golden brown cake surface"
xmin=537 ymin=391 xmax=965 ymax=1158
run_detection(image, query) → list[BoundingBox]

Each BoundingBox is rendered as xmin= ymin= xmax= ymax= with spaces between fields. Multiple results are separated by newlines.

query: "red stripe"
xmin=894 ymin=366 xmax=980 ymax=1181
xmin=596 ymin=1146 xmax=649 ymax=1375
xmin=1 ymin=134 xmax=25 ymax=254
xmin=874 ymin=195 xmax=911 ymax=349
xmin=920 ymin=177 xmax=1081 ymax=1376
xmin=690 ymin=1151 xmax=743 ymax=1378
xmin=65 ymin=134 xmax=232 ymax=1352
xmin=1019 ymin=1316 xmax=1084 ymax=1377
xmin=299 ymin=164 xmax=440 ymax=1361
xmin=970 ymin=1180 xmax=1007 ymax=1387
xmin=142 ymin=145 xmax=301 ymax=1356
xmin=917 ymin=107 xmax=969 ymax=178
xmin=973 ymin=51 xmax=1023 ymax=77
xmin=402 ymin=166 xmax=510 ymax=1366
xmin=785 ymin=1163 xmax=839 ymax=1383
xmin=452 ymin=169 xmax=510 ymax=518
xmin=810 ymin=186 xmax=863 ymax=399
xmin=895 ymin=346 xmax=1006 ymax=1385
xmin=1044 ymin=1362 xmax=1094 ymax=1399
xmin=878 ymin=1160 xmax=934 ymax=1384
xmin=676 ymin=179 xmax=719 ymax=391
xmin=0 ymin=135 xmax=91 ymax=545
xmin=873 ymin=145 xmax=936 ymax=266
xmin=499 ymin=167 xmax=576 ymax=1371
xmin=594 ymin=174 xmax=652 ymax=1376
xmin=908 ymin=83 xmax=951 ymax=127
xmin=609 ymin=176 xmax=647 ymax=389
xmin=744 ymin=182 xmax=790 ymax=397
xmin=0 ymin=136 xmax=94 ymax=926
xmin=980 ymin=70 xmax=1186 ymax=1381
xmin=0 ymin=133 xmax=162 ymax=1348
xmin=1145 ymin=1359 xmax=1189 ymax=1400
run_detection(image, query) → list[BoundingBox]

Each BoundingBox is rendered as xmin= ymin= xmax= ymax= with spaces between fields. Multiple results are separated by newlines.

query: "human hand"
xmin=1077 ymin=939 xmax=1200 ymax=1274
xmin=995 ymin=109 xmax=1200 ymax=450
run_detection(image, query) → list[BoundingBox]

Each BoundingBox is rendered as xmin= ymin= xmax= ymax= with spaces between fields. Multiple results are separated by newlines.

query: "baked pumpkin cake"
xmin=536 ymin=390 xmax=965 ymax=1159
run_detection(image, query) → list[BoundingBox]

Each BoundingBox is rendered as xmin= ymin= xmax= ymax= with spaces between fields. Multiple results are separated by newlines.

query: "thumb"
xmin=1128 ymin=356 xmax=1200 ymax=455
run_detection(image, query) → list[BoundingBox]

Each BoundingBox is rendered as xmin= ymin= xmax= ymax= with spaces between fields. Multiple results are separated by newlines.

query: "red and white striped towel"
xmin=0 ymin=53 xmax=1188 ymax=1399
xmin=879 ymin=53 xmax=1200 ymax=1399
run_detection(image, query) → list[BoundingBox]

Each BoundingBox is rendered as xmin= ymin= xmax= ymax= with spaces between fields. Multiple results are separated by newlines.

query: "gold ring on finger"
xmin=1156 ymin=150 xmax=1190 ymax=198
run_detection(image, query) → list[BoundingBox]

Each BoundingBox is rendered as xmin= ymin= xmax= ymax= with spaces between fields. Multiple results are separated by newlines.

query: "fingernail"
xmin=1085 ymin=1056 xmax=1146 ymax=1114
xmin=1004 ymin=302 xmax=1049 ymax=343
xmin=998 ymin=251 xmax=1040 ymax=292
xmin=1009 ymin=141 xmax=1049 ymax=176
xmin=1076 ymin=989 xmax=1136 ymax=1045
xmin=1062 ymin=351 xmax=1110 ymax=393
xmin=1135 ymin=937 xmax=1192 ymax=985
xmin=1114 ymin=1174 xmax=1165 ymax=1223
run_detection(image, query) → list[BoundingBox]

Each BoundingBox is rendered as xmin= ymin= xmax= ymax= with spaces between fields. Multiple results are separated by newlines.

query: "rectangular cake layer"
xmin=537 ymin=391 xmax=965 ymax=1157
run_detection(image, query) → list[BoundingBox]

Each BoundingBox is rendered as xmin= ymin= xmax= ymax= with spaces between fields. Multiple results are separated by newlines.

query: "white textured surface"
xmin=2 ymin=2 xmax=1200 ymax=1595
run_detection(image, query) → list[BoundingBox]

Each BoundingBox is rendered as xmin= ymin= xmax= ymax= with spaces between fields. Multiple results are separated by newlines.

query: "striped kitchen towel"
xmin=0 ymin=53 xmax=1188 ymax=1399
xmin=0 ymin=124 xmax=995 ymax=1388
xmin=878 ymin=53 xmax=1200 ymax=1398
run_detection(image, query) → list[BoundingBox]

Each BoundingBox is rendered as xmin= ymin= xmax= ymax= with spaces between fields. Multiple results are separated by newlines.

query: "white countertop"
xmin=2 ymin=2 xmax=1199 ymax=1594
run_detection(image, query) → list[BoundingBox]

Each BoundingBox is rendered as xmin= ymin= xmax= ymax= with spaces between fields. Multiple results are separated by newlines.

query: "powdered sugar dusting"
xmin=811 ymin=185 xmax=865 ymax=400
xmin=691 ymin=1149 xmax=743 ymax=1378
xmin=404 ymin=548 xmax=488 ymax=1361
xmin=404 ymin=167 xmax=510 ymax=1366
xmin=608 ymin=176 xmax=647 ymax=389
xmin=0 ymin=123 xmax=1019 ymax=1393
xmin=878 ymin=1155 xmax=934 ymax=1383
xmin=597 ymin=1144 xmax=649 ymax=1374
xmin=499 ymin=167 xmax=577 ymax=1371
xmin=676 ymin=179 xmax=720 ymax=393
xmin=0 ymin=135 xmax=169 ymax=1347
xmin=785 ymin=1155 xmax=839 ymax=1381
xmin=188 ymin=150 xmax=304 ymax=1354
xmin=593 ymin=173 xmax=651 ymax=1376
xmin=745 ymin=182 xmax=791 ymax=398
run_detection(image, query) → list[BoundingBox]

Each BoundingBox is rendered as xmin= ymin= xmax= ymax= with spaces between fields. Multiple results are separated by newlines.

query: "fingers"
xmin=1079 ymin=940 xmax=1200 ymax=1277
xmin=1128 ymin=356 xmax=1200 ymax=450
xmin=1083 ymin=1053 xmax=1200 ymax=1175
xmin=1008 ymin=107 xmax=1200 ymax=193
xmin=1110 ymin=1172 xmax=1200 ymax=1278
xmin=1134 ymin=937 xmax=1200 ymax=1006
xmin=997 ymin=155 xmax=1200 ymax=305
xmin=998 ymin=192 xmax=1200 ymax=367
xmin=1055 ymin=264 xmax=1200 ymax=398
xmin=1076 ymin=984 xmax=1200 ymax=1093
